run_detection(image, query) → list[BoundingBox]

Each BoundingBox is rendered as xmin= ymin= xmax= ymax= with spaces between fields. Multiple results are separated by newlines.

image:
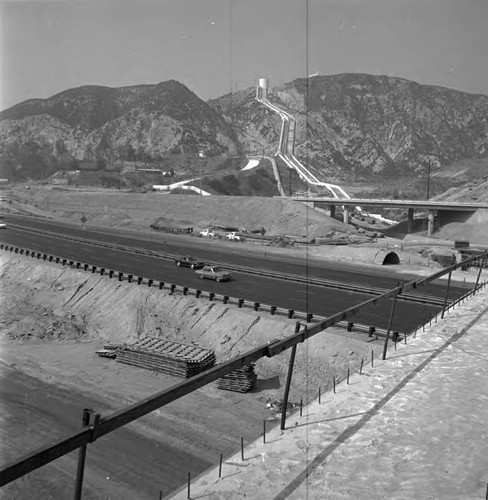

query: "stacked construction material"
xmin=217 ymin=364 xmax=257 ymax=393
xmin=116 ymin=336 xmax=215 ymax=378
xmin=95 ymin=349 xmax=117 ymax=359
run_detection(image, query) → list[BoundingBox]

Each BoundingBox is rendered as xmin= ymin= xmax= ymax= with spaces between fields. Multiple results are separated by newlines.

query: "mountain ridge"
xmin=1 ymin=73 xmax=488 ymax=184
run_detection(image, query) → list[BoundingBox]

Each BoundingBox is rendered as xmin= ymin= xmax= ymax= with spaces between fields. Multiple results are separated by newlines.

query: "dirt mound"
xmin=7 ymin=187 xmax=353 ymax=239
xmin=435 ymin=209 xmax=488 ymax=245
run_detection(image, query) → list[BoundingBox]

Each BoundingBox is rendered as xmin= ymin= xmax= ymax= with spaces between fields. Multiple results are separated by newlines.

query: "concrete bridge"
xmin=284 ymin=196 xmax=488 ymax=236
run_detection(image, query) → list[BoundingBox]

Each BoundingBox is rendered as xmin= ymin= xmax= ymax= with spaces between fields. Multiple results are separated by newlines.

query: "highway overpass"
xmin=283 ymin=196 xmax=488 ymax=236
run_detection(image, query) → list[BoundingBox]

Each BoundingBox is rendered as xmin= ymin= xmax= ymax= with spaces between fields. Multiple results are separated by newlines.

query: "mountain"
xmin=0 ymin=80 xmax=241 ymax=180
xmin=209 ymin=73 xmax=488 ymax=180
xmin=2 ymin=74 xmax=488 ymax=184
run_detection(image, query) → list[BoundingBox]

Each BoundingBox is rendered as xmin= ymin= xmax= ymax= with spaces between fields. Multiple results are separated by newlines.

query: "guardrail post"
xmin=306 ymin=313 xmax=313 ymax=323
xmin=137 ymin=277 xmax=143 ymax=285
xmin=170 ymin=284 xmax=176 ymax=293
xmin=118 ymin=272 xmax=123 ymax=281
xmin=69 ymin=260 xmax=74 ymax=266
xmin=100 ymin=268 xmax=105 ymax=276
xmin=382 ymin=290 xmax=400 ymax=360
xmin=196 ymin=289 xmax=201 ymax=297
xmin=84 ymin=264 xmax=89 ymax=271
xmin=368 ymin=326 xmax=375 ymax=338
xmin=238 ymin=299 xmax=244 ymax=308
xmin=62 ymin=259 xmax=67 ymax=266
xmin=288 ymin=309 xmax=294 ymax=319
xmin=128 ymin=274 xmax=132 ymax=283
xmin=159 ymin=281 xmax=164 ymax=289
xmin=347 ymin=322 xmax=353 ymax=332
xmin=148 ymin=279 xmax=153 ymax=287
xmin=253 ymin=302 xmax=260 ymax=311
xmin=223 ymin=295 xmax=229 ymax=304
xmin=183 ymin=287 xmax=188 ymax=295
xmin=441 ymin=271 xmax=452 ymax=319
xmin=270 ymin=305 xmax=276 ymax=315
xmin=91 ymin=266 xmax=96 ymax=273
xmin=49 ymin=256 xmax=53 ymax=262
xmin=73 ymin=409 xmax=99 ymax=500
xmin=109 ymin=270 xmax=113 ymax=277
xmin=209 ymin=292 xmax=215 ymax=301
xmin=43 ymin=254 xmax=47 ymax=260
xmin=55 ymin=257 xmax=60 ymax=263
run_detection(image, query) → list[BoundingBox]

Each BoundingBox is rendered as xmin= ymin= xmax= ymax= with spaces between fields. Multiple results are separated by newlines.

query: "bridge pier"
xmin=330 ymin=204 xmax=336 ymax=218
xmin=407 ymin=208 xmax=414 ymax=233
xmin=343 ymin=206 xmax=350 ymax=225
xmin=427 ymin=210 xmax=435 ymax=236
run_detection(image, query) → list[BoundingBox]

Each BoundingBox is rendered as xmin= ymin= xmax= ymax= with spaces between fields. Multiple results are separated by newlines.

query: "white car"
xmin=199 ymin=229 xmax=215 ymax=238
xmin=225 ymin=232 xmax=243 ymax=241
xmin=0 ymin=223 xmax=7 ymax=229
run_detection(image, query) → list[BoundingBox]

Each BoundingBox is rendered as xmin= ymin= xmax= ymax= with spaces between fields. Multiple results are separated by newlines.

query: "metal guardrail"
xmin=0 ymin=241 xmax=390 ymax=337
xmin=0 ymin=246 xmax=486 ymax=494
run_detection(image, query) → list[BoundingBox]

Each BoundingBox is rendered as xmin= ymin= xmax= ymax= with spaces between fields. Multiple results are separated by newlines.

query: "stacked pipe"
xmin=116 ymin=336 xmax=216 ymax=378
xmin=217 ymin=364 xmax=257 ymax=393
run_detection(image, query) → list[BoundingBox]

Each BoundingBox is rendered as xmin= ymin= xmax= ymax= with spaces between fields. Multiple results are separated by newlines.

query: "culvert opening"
xmin=382 ymin=252 xmax=400 ymax=265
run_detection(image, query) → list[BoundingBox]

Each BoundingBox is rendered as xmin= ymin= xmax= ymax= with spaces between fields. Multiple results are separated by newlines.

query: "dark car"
xmin=174 ymin=256 xmax=205 ymax=269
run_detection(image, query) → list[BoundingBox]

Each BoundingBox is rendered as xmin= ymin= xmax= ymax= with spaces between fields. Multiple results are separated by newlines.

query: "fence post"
xmin=473 ymin=258 xmax=485 ymax=295
xmin=382 ymin=289 xmax=400 ymax=360
xmin=73 ymin=409 xmax=99 ymax=500
xmin=280 ymin=323 xmax=301 ymax=430
xmin=441 ymin=271 xmax=452 ymax=319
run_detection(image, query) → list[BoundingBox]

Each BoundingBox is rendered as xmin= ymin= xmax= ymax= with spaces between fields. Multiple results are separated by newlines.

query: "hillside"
xmin=0 ymin=80 xmax=241 ymax=181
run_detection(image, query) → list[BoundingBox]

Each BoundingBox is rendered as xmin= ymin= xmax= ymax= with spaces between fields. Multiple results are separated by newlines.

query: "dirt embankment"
xmin=5 ymin=187 xmax=355 ymax=240
xmin=0 ymin=252 xmax=383 ymax=405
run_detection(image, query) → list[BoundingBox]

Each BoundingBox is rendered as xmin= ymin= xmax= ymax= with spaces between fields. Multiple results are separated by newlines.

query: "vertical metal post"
xmin=441 ymin=271 xmax=452 ymax=319
xmin=74 ymin=409 xmax=97 ymax=500
xmin=280 ymin=343 xmax=297 ymax=431
xmin=382 ymin=291 xmax=399 ymax=360
xmin=473 ymin=258 xmax=485 ymax=295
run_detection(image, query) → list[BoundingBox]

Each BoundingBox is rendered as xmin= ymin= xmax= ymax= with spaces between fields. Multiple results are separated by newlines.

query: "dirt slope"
xmin=5 ymin=187 xmax=353 ymax=239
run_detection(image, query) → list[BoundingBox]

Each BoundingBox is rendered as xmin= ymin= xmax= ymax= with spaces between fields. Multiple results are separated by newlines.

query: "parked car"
xmin=225 ymin=232 xmax=244 ymax=241
xmin=174 ymin=256 xmax=205 ymax=269
xmin=199 ymin=229 xmax=215 ymax=238
xmin=0 ymin=222 xmax=6 ymax=229
xmin=195 ymin=265 xmax=232 ymax=282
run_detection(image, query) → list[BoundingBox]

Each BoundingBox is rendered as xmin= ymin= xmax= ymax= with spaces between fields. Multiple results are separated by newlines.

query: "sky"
xmin=1 ymin=0 xmax=488 ymax=111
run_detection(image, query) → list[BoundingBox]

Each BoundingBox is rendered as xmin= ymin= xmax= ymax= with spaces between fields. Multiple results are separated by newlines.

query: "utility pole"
xmin=426 ymin=161 xmax=431 ymax=201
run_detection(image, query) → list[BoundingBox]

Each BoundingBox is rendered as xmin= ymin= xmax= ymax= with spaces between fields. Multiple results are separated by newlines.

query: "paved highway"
xmin=0 ymin=215 xmax=470 ymax=333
